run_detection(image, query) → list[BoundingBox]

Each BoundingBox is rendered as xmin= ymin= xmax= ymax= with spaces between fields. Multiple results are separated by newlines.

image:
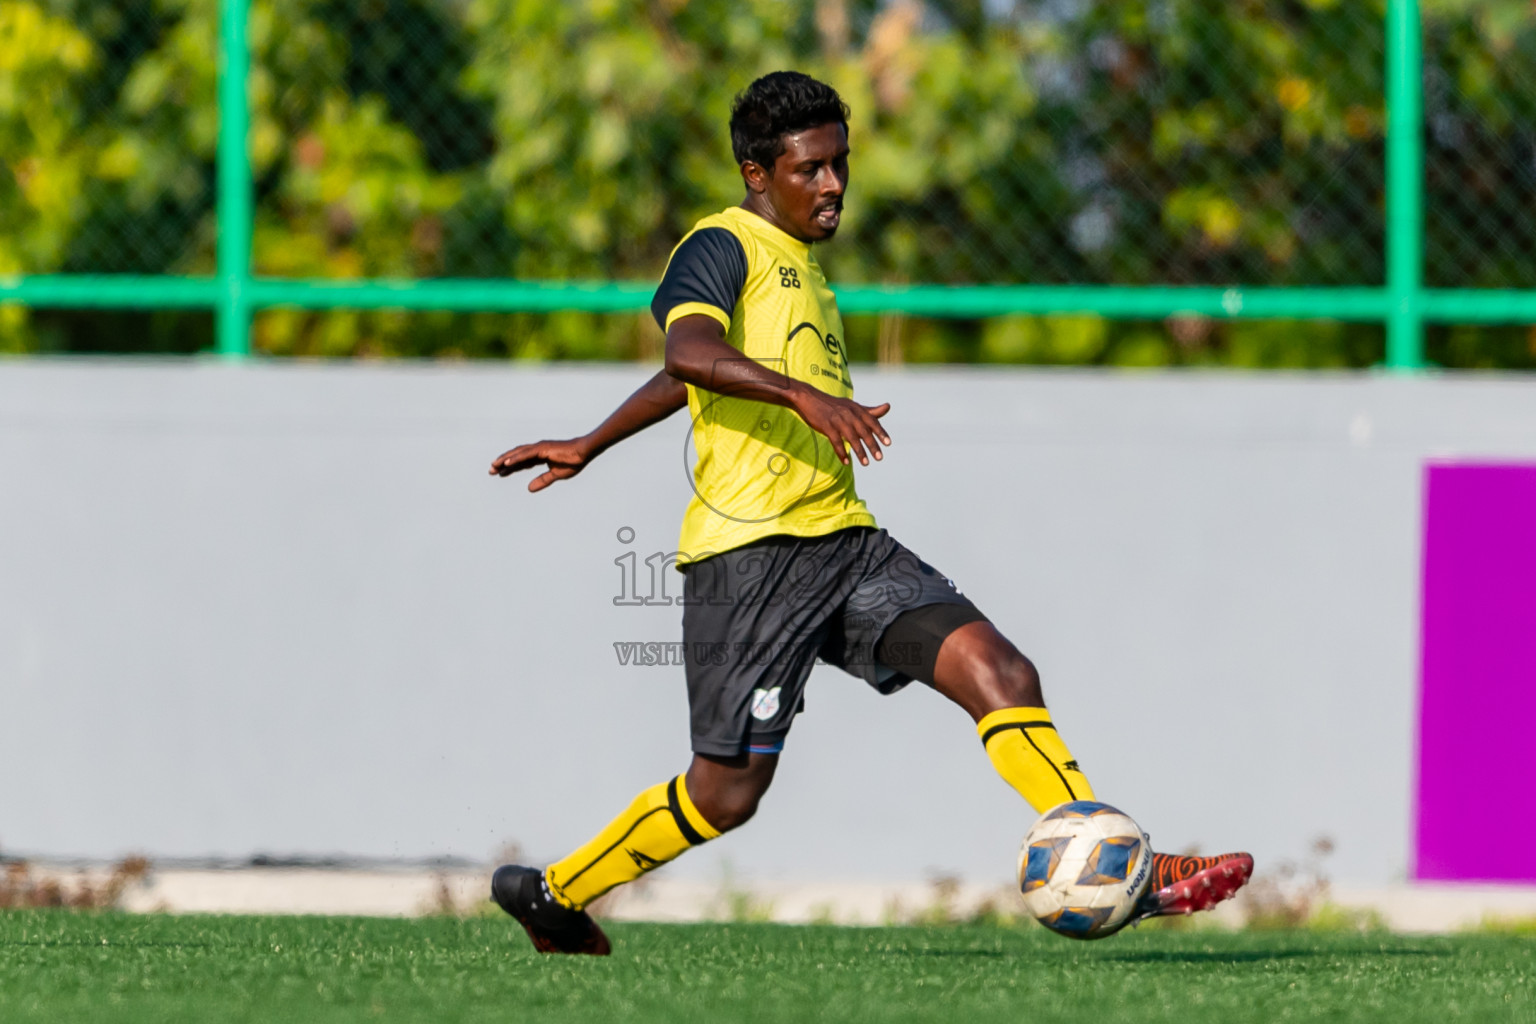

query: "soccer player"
xmin=488 ymin=72 xmax=1251 ymax=954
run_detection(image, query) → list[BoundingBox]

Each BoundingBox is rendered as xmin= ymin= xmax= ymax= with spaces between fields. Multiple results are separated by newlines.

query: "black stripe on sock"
xmin=558 ymin=807 xmax=669 ymax=890
xmin=979 ymin=720 xmax=1055 ymax=747
xmin=1017 ymin=726 xmax=1078 ymax=801
xmin=667 ymin=776 xmax=708 ymax=846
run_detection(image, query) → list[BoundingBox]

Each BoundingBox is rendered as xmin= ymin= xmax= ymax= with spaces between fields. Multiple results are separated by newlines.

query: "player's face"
xmin=762 ymin=122 xmax=850 ymax=242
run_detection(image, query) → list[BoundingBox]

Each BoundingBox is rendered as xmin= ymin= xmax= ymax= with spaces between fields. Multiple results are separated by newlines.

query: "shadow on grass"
xmin=0 ymin=939 xmax=218 ymax=949
xmin=887 ymin=948 xmax=1013 ymax=959
xmin=1091 ymin=947 xmax=1441 ymax=965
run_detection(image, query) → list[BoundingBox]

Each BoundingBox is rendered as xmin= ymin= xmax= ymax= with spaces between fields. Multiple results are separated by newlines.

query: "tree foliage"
xmin=4 ymin=0 xmax=1535 ymax=366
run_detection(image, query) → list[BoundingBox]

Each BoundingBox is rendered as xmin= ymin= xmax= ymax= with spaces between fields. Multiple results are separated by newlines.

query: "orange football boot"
xmin=1129 ymin=851 xmax=1254 ymax=923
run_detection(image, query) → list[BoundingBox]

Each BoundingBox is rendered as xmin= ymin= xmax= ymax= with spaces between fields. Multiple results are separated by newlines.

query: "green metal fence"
xmin=4 ymin=0 xmax=1536 ymax=367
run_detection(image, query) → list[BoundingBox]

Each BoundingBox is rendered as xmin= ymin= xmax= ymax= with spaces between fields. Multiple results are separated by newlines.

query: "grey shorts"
xmin=679 ymin=527 xmax=986 ymax=757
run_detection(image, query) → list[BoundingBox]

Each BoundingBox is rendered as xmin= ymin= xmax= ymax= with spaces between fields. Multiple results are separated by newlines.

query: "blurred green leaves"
xmin=2 ymin=0 xmax=1535 ymax=365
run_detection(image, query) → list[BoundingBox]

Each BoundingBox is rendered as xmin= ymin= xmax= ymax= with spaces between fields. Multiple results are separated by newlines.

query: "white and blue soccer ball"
xmin=1017 ymin=800 xmax=1153 ymax=939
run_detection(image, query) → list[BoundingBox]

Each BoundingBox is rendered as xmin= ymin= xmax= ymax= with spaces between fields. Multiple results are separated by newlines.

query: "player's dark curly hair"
xmin=729 ymin=71 xmax=850 ymax=171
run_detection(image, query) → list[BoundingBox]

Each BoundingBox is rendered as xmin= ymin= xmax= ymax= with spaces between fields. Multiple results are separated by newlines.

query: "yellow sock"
xmin=978 ymin=707 xmax=1096 ymax=813
xmin=543 ymin=774 xmax=721 ymax=910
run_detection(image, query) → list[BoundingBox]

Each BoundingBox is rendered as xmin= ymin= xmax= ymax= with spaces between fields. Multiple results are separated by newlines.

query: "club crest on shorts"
xmin=749 ymin=687 xmax=781 ymax=721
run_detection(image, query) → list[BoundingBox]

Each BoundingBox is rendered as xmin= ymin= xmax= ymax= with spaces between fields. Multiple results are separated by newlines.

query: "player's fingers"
xmin=493 ymin=445 xmax=546 ymax=476
xmin=530 ymin=462 xmax=583 ymax=491
xmin=845 ymin=429 xmax=871 ymax=466
xmin=827 ymin=430 xmax=849 ymax=464
xmin=859 ymin=422 xmax=884 ymax=461
xmin=851 ymin=410 xmax=887 ymax=457
xmin=862 ymin=403 xmax=893 ymax=444
xmin=490 ymin=447 xmax=521 ymax=473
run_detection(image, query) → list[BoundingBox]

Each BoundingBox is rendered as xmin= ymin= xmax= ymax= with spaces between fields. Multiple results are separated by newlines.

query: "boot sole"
xmin=491 ymin=865 xmax=612 ymax=956
xmin=1132 ymin=853 xmax=1254 ymax=923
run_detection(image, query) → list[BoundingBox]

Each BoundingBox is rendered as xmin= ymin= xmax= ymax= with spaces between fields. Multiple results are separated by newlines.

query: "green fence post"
xmin=1386 ymin=0 xmax=1424 ymax=370
xmin=216 ymin=0 xmax=253 ymax=359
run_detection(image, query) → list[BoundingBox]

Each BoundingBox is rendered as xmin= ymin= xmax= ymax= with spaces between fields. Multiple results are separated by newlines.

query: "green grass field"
xmin=1 ymin=911 xmax=1531 ymax=1024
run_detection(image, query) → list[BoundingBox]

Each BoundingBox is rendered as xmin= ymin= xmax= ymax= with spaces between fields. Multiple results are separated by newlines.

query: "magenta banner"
xmin=1417 ymin=462 xmax=1536 ymax=883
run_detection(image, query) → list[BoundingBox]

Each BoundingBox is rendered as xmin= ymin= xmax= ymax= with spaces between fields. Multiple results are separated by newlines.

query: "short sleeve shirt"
xmin=652 ymin=207 xmax=877 ymax=561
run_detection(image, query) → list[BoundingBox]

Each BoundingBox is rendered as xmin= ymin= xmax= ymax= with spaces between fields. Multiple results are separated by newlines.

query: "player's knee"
xmin=688 ymin=764 xmax=773 ymax=833
xmin=967 ymin=646 xmax=1042 ymax=710
xmin=705 ymin=789 xmax=763 ymax=832
xmin=1001 ymin=652 xmax=1044 ymax=707
xmin=693 ymin=781 xmax=766 ymax=833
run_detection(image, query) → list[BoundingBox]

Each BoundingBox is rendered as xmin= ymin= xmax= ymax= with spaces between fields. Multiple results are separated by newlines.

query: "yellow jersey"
xmin=651 ymin=206 xmax=877 ymax=561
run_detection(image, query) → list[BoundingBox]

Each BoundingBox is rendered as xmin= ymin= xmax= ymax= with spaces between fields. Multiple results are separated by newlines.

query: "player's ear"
xmin=741 ymin=160 xmax=769 ymax=194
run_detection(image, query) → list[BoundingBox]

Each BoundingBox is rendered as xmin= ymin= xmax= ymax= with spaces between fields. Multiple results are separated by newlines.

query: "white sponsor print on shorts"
xmin=749 ymin=686 xmax=781 ymax=721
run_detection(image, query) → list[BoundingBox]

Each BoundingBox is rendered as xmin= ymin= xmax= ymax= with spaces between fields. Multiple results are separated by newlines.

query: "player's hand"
xmin=793 ymin=390 xmax=892 ymax=466
xmin=488 ymin=437 xmax=594 ymax=492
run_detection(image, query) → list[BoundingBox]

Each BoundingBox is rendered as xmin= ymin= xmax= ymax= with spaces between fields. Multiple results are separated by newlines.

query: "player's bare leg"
xmin=927 ymin=620 xmax=1093 ymax=805
xmin=927 ymin=620 xmax=1251 ymax=921
xmin=491 ymin=752 xmax=774 ymax=954
xmin=684 ymin=751 xmax=778 ymax=832
xmin=928 ymin=620 xmax=1044 ymax=719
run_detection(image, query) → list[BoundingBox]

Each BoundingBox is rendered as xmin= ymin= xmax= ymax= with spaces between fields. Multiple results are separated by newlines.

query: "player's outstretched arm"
xmin=489 ymin=369 xmax=687 ymax=491
xmin=664 ymin=314 xmax=891 ymax=466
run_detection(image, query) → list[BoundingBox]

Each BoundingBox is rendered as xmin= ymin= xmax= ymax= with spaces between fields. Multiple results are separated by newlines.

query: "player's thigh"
xmin=828 ymin=529 xmax=990 ymax=694
xmin=923 ymin=619 xmax=1043 ymax=721
xmin=680 ymin=535 xmax=850 ymax=757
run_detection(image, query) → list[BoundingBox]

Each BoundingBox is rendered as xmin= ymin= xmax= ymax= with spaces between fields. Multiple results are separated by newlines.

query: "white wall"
xmin=5 ymin=359 xmax=1536 ymax=887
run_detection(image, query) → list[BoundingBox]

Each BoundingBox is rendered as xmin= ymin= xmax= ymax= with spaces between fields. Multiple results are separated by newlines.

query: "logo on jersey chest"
xmin=778 ymin=266 xmax=802 ymax=288
xmin=788 ymin=321 xmax=850 ymax=389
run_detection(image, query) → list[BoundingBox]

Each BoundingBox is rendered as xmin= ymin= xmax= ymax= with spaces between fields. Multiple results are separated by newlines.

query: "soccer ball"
xmin=1017 ymin=800 xmax=1153 ymax=939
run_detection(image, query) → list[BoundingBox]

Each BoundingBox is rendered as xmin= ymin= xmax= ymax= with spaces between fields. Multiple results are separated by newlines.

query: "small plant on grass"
xmin=706 ymin=862 xmax=774 ymax=923
xmin=1236 ymin=836 xmax=1343 ymax=930
xmin=0 ymin=856 xmax=150 ymax=910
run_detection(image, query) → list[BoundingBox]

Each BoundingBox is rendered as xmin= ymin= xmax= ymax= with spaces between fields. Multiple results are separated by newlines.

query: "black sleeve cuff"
xmin=651 ymin=227 xmax=749 ymax=332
